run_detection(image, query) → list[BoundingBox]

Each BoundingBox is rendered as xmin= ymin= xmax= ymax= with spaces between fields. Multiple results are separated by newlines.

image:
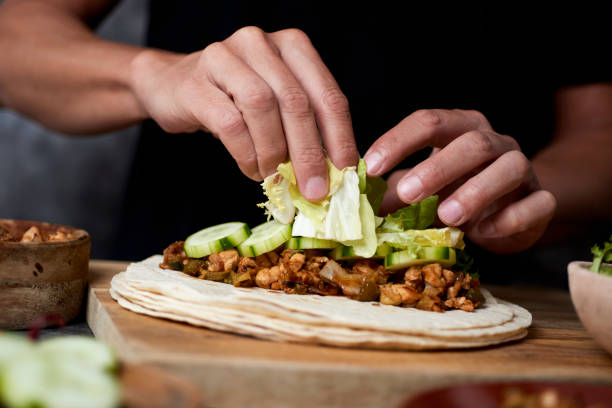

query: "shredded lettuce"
xmin=591 ymin=234 xmax=612 ymax=275
xmin=259 ymin=176 xmax=295 ymax=223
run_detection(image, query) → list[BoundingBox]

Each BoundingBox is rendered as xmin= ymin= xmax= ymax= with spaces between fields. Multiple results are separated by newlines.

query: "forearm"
xmin=533 ymin=127 xmax=612 ymax=234
xmin=0 ymin=0 xmax=167 ymax=134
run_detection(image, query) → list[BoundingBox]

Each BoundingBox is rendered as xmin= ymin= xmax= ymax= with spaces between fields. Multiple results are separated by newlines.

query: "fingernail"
xmin=364 ymin=151 xmax=383 ymax=175
xmin=398 ymin=176 xmax=423 ymax=202
xmin=438 ymin=200 xmax=464 ymax=225
xmin=304 ymin=176 xmax=327 ymax=201
xmin=478 ymin=220 xmax=496 ymax=237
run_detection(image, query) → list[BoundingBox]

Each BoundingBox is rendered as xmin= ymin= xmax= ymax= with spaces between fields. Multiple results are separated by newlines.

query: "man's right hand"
xmin=129 ymin=26 xmax=359 ymax=202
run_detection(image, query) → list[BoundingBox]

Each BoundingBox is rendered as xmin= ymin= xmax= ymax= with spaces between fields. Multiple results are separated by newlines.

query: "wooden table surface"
xmin=86 ymin=260 xmax=612 ymax=408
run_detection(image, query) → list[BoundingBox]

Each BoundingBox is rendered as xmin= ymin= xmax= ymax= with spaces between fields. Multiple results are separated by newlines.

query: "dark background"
xmin=1 ymin=2 xmax=609 ymax=287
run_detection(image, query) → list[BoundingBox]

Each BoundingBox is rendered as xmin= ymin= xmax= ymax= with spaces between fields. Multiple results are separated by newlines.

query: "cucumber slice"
xmin=286 ymin=237 xmax=339 ymax=250
xmin=0 ymin=334 xmax=32 ymax=367
xmin=184 ymin=222 xmax=251 ymax=258
xmin=331 ymin=243 xmax=393 ymax=260
xmin=237 ymin=221 xmax=292 ymax=257
xmin=385 ymin=247 xmax=456 ymax=270
xmin=38 ymin=336 xmax=117 ymax=371
xmin=1 ymin=342 xmax=119 ymax=408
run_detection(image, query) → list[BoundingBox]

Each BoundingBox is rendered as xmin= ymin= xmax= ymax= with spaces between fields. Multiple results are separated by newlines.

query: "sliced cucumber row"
xmin=184 ymin=222 xmax=251 ymax=258
xmin=331 ymin=243 xmax=393 ymax=261
xmin=237 ymin=221 xmax=292 ymax=257
xmin=286 ymin=237 xmax=339 ymax=250
xmin=385 ymin=246 xmax=456 ymax=270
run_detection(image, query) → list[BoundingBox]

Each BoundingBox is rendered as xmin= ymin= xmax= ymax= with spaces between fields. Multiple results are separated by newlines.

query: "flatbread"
xmin=109 ymin=255 xmax=531 ymax=350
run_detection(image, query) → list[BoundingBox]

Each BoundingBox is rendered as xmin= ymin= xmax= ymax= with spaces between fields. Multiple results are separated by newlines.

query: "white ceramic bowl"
xmin=568 ymin=261 xmax=612 ymax=355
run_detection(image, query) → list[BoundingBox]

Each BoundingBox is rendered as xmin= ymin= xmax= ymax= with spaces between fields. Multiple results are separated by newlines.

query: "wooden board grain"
xmin=86 ymin=260 xmax=612 ymax=408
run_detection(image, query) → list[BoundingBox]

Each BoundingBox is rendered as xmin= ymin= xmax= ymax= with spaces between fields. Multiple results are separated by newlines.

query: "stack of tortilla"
xmin=110 ymin=256 xmax=531 ymax=350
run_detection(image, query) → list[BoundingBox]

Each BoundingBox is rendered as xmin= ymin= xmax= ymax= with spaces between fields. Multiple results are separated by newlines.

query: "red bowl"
xmin=400 ymin=382 xmax=612 ymax=408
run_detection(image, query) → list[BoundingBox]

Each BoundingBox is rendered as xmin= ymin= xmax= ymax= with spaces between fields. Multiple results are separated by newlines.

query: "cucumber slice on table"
xmin=0 ymin=336 xmax=119 ymax=408
xmin=184 ymin=222 xmax=251 ymax=258
xmin=385 ymin=246 xmax=456 ymax=270
xmin=286 ymin=237 xmax=339 ymax=250
xmin=237 ymin=221 xmax=292 ymax=257
xmin=331 ymin=243 xmax=393 ymax=260
xmin=38 ymin=336 xmax=117 ymax=371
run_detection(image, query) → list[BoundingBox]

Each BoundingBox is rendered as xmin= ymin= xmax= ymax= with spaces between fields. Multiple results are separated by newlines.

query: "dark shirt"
xmin=114 ymin=3 xmax=609 ymax=286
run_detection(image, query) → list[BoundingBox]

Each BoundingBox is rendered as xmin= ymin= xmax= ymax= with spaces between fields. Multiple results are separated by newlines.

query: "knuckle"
xmin=279 ymin=28 xmax=310 ymax=44
xmin=332 ymin=142 xmax=359 ymax=162
xmin=504 ymin=150 xmax=531 ymax=178
xmin=240 ymin=83 xmax=276 ymax=111
xmin=202 ymin=42 xmax=225 ymax=61
xmin=466 ymin=109 xmax=488 ymax=125
xmin=217 ymin=110 xmax=246 ymax=136
xmin=279 ymin=87 xmax=311 ymax=115
xmin=505 ymin=207 xmax=522 ymax=233
xmin=237 ymin=153 xmax=260 ymax=177
xmin=415 ymin=162 xmax=445 ymax=189
xmin=541 ymin=191 xmax=558 ymax=213
xmin=259 ymin=145 xmax=288 ymax=170
xmin=503 ymin=134 xmax=522 ymax=151
xmin=460 ymin=181 xmax=487 ymax=207
xmin=320 ymin=88 xmax=350 ymax=115
xmin=234 ymin=25 xmax=266 ymax=42
xmin=466 ymin=130 xmax=494 ymax=155
xmin=292 ymin=145 xmax=326 ymax=168
xmin=411 ymin=109 xmax=442 ymax=129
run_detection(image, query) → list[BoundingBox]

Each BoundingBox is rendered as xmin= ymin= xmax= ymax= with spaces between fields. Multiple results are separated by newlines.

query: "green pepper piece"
xmin=183 ymin=259 xmax=203 ymax=276
xmin=201 ymin=270 xmax=230 ymax=282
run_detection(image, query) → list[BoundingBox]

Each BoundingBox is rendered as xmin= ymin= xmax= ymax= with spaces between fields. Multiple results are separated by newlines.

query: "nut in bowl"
xmin=0 ymin=219 xmax=90 ymax=330
xmin=568 ymin=258 xmax=612 ymax=355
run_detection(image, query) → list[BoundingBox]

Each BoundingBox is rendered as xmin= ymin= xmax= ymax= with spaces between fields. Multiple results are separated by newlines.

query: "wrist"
xmin=128 ymin=48 xmax=185 ymax=120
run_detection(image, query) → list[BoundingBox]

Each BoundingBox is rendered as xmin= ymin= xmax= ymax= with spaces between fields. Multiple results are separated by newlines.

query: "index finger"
xmin=364 ymin=109 xmax=491 ymax=177
xmin=269 ymin=29 xmax=359 ymax=171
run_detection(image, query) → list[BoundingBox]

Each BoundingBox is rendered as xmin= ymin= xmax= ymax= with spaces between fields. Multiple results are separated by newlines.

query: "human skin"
xmin=1 ymin=0 xmax=610 ymax=254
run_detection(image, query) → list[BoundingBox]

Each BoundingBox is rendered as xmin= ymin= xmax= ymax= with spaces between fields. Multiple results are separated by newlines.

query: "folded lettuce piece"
xmin=377 ymin=227 xmax=465 ymax=250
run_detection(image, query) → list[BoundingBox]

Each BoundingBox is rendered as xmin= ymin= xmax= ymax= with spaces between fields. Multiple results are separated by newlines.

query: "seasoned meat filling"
xmin=0 ymin=225 xmax=76 ymax=243
xmin=159 ymin=244 xmax=483 ymax=312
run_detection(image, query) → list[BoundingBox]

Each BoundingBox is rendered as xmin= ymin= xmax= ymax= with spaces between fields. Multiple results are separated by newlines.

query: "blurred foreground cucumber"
xmin=0 ymin=334 xmax=119 ymax=408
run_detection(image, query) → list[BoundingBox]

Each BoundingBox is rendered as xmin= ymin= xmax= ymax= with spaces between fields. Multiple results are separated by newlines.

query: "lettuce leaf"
xmin=378 ymin=195 xmax=438 ymax=232
xmin=291 ymin=170 xmax=363 ymax=241
xmin=259 ymin=175 xmax=295 ymax=224
xmin=260 ymin=160 xmax=351 ymax=228
xmin=357 ymin=158 xmax=388 ymax=215
xmin=342 ymin=194 xmax=378 ymax=257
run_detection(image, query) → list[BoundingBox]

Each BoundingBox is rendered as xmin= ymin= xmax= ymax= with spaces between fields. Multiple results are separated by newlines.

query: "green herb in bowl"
xmin=590 ymin=234 xmax=612 ymax=275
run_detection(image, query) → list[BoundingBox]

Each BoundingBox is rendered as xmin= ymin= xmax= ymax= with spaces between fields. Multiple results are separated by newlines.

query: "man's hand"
xmin=364 ymin=109 xmax=557 ymax=253
xmin=130 ymin=26 xmax=359 ymax=202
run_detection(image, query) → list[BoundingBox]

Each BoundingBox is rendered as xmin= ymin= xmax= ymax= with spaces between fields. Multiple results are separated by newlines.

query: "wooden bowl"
xmin=568 ymin=261 xmax=612 ymax=355
xmin=0 ymin=219 xmax=90 ymax=330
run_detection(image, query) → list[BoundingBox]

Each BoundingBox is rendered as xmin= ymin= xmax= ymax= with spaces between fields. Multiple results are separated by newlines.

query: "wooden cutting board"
xmin=86 ymin=260 xmax=612 ymax=408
